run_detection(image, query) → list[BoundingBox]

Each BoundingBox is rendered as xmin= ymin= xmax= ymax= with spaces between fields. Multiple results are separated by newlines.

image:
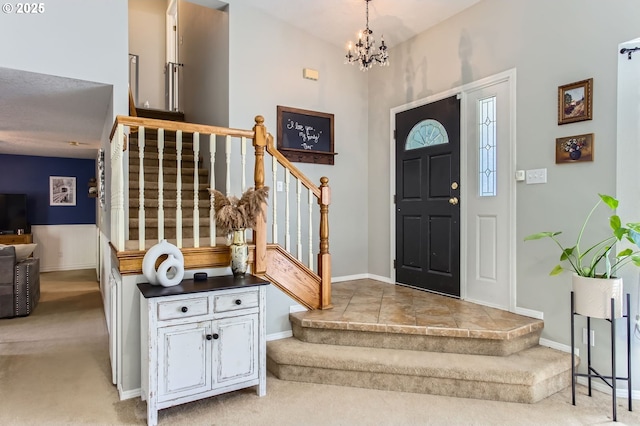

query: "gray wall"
xmin=179 ymin=0 xmax=229 ymax=126
xmin=226 ymin=3 xmax=370 ymax=332
xmin=129 ymin=0 xmax=166 ymax=109
xmin=367 ymin=0 xmax=640 ymax=387
xmin=227 ymin=2 xmax=370 ymax=277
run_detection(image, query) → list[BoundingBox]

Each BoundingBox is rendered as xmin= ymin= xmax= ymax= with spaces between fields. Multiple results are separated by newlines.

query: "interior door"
xmin=395 ymin=95 xmax=461 ymax=297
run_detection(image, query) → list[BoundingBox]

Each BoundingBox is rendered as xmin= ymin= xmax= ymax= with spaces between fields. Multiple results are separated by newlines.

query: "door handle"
xmin=449 ymin=197 xmax=459 ymax=205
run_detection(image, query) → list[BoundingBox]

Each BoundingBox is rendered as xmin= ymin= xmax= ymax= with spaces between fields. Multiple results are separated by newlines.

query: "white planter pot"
xmin=572 ymin=274 xmax=623 ymax=319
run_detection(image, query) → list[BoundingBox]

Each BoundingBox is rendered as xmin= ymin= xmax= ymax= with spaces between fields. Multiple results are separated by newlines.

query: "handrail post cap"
xmin=255 ymin=116 xmax=265 ymax=125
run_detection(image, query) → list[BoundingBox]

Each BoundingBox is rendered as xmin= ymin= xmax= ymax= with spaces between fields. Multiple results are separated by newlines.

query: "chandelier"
xmin=345 ymin=0 xmax=389 ymax=71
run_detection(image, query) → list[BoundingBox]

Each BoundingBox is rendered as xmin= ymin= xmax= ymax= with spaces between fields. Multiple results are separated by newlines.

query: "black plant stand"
xmin=570 ymin=291 xmax=632 ymax=422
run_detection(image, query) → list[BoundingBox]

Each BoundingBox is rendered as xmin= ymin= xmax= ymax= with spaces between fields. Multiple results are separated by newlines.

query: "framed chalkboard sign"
xmin=277 ymin=105 xmax=336 ymax=165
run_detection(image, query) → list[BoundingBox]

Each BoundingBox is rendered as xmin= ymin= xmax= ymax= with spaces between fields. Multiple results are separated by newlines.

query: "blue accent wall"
xmin=0 ymin=154 xmax=96 ymax=226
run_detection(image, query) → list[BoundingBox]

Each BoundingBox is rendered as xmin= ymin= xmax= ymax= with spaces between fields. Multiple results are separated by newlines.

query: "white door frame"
xmin=389 ymin=68 xmax=517 ymax=311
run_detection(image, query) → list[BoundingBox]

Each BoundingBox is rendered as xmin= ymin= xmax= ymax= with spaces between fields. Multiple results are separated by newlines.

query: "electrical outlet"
xmin=582 ymin=328 xmax=595 ymax=346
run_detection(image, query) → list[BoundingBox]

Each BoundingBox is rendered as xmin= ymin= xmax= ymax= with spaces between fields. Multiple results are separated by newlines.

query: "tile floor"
xmin=295 ymin=279 xmax=543 ymax=340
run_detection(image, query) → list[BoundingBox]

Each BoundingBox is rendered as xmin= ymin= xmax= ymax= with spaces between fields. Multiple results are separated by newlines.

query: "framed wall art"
xmin=555 ymin=133 xmax=594 ymax=164
xmin=50 ymin=176 xmax=76 ymax=206
xmin=558 ymin=78 xmax=593 ymax=125
xmin=277 ymin=105 xmax=336 ymax=165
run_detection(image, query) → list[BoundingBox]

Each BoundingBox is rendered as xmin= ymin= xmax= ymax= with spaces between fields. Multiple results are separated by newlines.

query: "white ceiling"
xmin=0 ymin=0 xmax=480 ymax=160
xmin=0 ymin=67 xmax=112 ymax=159
xmin=235 ymin=0 xmax=481 ymax=49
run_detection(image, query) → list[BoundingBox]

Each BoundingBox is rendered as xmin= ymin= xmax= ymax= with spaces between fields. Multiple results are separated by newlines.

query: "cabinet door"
xmin=213 ymin=314 xmax=259 ymax=388
xmin=158 ymin=322 xmax=211 ymax=402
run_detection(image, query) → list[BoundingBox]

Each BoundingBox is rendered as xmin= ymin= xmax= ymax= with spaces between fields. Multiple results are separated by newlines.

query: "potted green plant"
xmin=525 ymin=194 xmax=640 ymax=318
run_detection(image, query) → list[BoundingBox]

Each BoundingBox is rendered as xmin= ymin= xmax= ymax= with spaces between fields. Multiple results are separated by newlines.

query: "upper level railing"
xmin=109 ymin=115 xmax=332 ymax=308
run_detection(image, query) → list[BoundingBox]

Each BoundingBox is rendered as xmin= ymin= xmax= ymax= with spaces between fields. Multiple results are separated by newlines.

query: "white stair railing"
xmin=109 ymin=116 xmax=255 ymax=252
xmin=109 ymin=115 xmax=332 ymax=308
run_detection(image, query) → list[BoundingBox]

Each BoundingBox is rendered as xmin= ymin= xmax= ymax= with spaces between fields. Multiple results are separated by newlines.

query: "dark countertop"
xmin=137 ymin=274 xmax=269 ymax=299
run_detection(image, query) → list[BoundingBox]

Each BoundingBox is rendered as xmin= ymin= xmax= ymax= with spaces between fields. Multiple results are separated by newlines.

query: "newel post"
xmin=318 ymin=177 xmax=333 ymax=309
xmin=253 ymin=116 xmax=268 ymax=275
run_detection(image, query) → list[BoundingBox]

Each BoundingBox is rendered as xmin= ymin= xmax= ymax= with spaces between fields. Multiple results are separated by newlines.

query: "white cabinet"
xmin=139 ymin=276 xmax=268 ymax=426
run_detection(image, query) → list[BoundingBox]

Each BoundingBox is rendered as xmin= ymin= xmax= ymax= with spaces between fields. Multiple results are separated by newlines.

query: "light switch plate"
xmin=515 ymin=170 xmax=525 ymax=181
xmin=277 ymin=181 xmax=284 ymax=192
xmin=526 ymin=168 xmax=547 ymax=184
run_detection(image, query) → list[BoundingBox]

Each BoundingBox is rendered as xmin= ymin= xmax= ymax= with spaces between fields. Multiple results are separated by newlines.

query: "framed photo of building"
xmin=50 ymin=176 xmax=76 ymax=206
xmin=558 ymin=78 xmax=593 ymax=125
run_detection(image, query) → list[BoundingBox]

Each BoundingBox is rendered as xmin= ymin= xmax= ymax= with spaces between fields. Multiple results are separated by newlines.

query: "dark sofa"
xmin=0 ymin=245 xmax=40 ymax=318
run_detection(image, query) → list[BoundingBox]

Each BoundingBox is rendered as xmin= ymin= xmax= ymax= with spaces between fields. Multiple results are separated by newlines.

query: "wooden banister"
xmin=253 ymin=116 xmax=268 ymax=275
xmin=318 ymin=177 xmax=332 ymax=309
xmin=265 ymin=134 xmax=320 ymax=198
xmin=110 ymin=115 xmax=255 ymax=141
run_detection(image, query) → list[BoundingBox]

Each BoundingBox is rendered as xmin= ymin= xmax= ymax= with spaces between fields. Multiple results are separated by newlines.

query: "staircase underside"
xmin=267 ymin=279 xmax=576 ymax=404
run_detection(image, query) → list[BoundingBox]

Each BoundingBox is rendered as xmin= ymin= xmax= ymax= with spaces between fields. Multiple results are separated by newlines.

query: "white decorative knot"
xmin=142 ymin=240 xmax=185 ymax=287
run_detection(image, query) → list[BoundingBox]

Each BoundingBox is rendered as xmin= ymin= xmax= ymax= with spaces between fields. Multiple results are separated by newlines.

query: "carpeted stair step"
xmin=129 ymin=225 xmax=212 ymax=240
xmin=129 ymin=208 xmax=209 ymax=220
xmin=128 ymin=154 xmax=198 ymax=168
xmin=289 ymin=311 xmax=543 ymax=357
xmin=267 ymin=338 xmax=575 ymax=404
xmin=129 ymin=181 xmax=209 ymax=192
xmin=129 ymin=130 xmax=195 ymax=149
xmin=129 ymin=198 xmax=208 ymax=210
xmin=129 ymin=164 xmax=208 ymax=176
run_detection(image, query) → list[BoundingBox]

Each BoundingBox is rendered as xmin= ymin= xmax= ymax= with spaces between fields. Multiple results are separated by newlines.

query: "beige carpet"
xmin=0 ymin=270 xmax=638 ymax=425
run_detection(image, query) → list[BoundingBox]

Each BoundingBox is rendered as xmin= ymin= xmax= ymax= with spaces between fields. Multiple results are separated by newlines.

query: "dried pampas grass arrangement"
xmin=208 ymin=187 xmax=269 ymax=234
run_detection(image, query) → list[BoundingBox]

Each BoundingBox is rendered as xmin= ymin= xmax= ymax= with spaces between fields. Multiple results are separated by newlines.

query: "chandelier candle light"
xmin=345 ymin=0 xmax=389 ymax=71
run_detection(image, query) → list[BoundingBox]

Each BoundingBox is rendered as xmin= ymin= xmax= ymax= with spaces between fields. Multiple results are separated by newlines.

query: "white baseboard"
xmin=289 ymin=304 xmax=307 ymax=313
xmin=367 ymin=274 xmax=394 ymax=284
xmin=332 ymin=273 xmax=370 ymax=283
xmin=332 ymin=273 xmax=394 ymax=284
xmin=575 ymin=377 xmax=640 ymax=400
xmin=514 ymin=306 xmax=544 ymax=320
xmin=267 ymin=330 xmax=293 ymax=341
xmin=118 ymin=387 xmax=141 ymax=401
xmin=40 ymin=263 xmax=96 ymax=273
xmin=539 ymin=337 xmax=580 ymax=357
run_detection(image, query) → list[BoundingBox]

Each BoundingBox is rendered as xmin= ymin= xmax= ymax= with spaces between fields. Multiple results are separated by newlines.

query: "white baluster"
xmin=175 ymin=130 xmax=183 ymax=248
xmin=296 ymin=179 xmax=302 ymax=262
xmin=157 ymin=128 xmax=165 ymax=242
xmin=193 ymin=132 xmax=200 ymax=247
xmin=308 ymin=187 xmax=313 ymax=270
xmin=209 ymin=133 xmax=216 ymax=247
xmin=138 ymin=126 xmax=146 ymax=250
xmin=111 ymin=124 xmax=125 ymax=250
xmin=241 ymin=136 xmax=247 ymax=191
xmin=272 ymin=155 xmax=278 ymax=244
xmin=225 ymin=135 xmax=231 ymax=196
xmin=285 ymin=169 xmax=290 ymax=252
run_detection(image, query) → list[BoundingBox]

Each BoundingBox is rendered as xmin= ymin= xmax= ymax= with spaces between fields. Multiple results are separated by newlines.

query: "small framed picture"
xmin=558 ymin=78 xmax=593 ymax=125
xmin=555 ymin=133 xmax=594 ymax=164
xmin=50 ymin=176 xmax=76 ymax=206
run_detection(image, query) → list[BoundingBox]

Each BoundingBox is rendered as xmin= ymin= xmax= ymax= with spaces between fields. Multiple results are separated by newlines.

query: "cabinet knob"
xmin=212 ymin=333 xmax=219 ymax=340
xmin=206 ymin=334 xmax=213 ymax=340
xmin=181 ymin=306 xmax=188 ymax=313
xmin=235 ymin=299 xmax=242 ymax=305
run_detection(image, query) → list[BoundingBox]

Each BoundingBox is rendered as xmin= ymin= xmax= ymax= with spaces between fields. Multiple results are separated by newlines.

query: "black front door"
xmin=395 ymin=95 xmax=461 ymax=297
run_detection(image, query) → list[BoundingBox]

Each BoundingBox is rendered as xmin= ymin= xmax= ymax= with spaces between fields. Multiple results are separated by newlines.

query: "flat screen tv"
xmin=0 ymin=193 xmax=28 ymax=235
